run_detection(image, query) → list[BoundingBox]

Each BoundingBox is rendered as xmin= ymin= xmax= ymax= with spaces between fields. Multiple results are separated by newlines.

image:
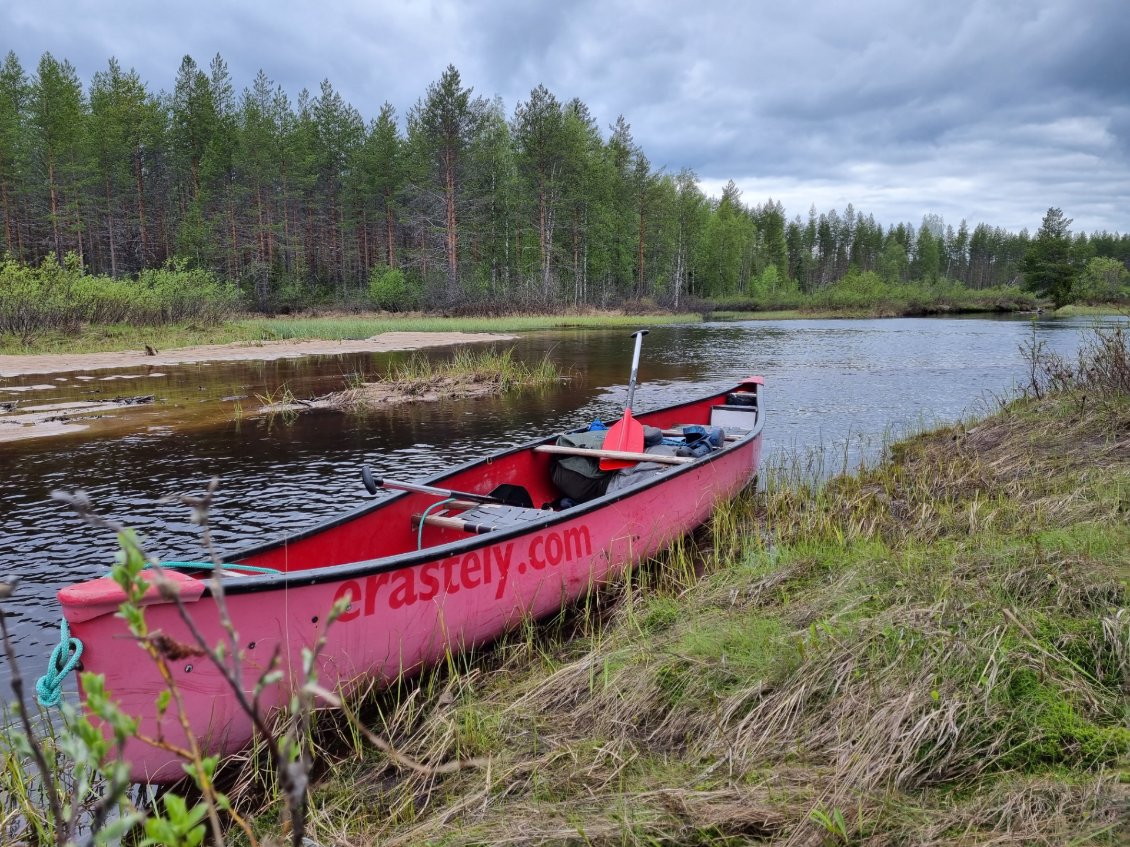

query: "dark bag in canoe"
xmin=551 ymin=430 xmax=613 ymax=503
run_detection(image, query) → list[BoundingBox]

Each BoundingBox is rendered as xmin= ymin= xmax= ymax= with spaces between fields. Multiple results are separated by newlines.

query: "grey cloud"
xmin=1 ymin=0 xmax=1127 ymax=232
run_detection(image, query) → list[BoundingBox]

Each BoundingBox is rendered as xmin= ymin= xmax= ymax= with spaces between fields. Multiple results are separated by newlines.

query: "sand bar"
xmin=0 ymin=331 xmax=514 ymax=377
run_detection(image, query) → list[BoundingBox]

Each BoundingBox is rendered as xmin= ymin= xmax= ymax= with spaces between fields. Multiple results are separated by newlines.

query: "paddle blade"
xmin=599 ymin=409 xmax=645 ymax=470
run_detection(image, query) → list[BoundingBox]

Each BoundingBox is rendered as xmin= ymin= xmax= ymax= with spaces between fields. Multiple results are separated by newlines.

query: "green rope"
xmin=36 ymin=619 xmax=83 ymax=708
xmin=418 ymin=498 xmax=457 ymax=550
xmin=147 ymin=561 xmax=282 ymax=575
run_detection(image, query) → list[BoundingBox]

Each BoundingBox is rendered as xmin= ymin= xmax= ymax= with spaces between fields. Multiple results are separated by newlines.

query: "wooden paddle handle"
xmin=534 ymin=445 xmax=693 ymax=465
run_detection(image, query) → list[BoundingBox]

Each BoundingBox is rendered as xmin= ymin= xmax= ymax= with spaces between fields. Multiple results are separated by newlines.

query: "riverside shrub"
xmin=368 ymin=264 xmax=419 ymax=311
xmin=0 ymin=255 xmax=238 ymax=339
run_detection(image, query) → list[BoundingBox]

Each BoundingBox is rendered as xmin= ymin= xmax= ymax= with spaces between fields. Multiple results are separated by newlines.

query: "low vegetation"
xmin=0 ymin=255 xmax=239 ymax=346
xmin=0 ymin=276 xmax=700 ymax=352
xmin=1 ymin=326 xmax=1127 ymax=846
xmin=379 ymin=346 xmax=560 ymax=395
xmin=258 ymin=347 xmax=563 ymax=415
xmin=0 ymin=251 xmax=1122 ymax=358
xmin=707 ymin=273 xmax=1045 ymax=318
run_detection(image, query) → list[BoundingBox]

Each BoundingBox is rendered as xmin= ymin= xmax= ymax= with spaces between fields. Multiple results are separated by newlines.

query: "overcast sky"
xmin=4 ymin=0 xmax=1128 ymax=234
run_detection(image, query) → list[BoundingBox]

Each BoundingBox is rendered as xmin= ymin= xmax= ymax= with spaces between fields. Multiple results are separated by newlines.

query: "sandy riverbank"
xmin=0 ymin=331 xmax=514 ymax=377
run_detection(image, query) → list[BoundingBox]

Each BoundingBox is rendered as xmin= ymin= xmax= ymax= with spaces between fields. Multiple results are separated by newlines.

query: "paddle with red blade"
xmin=600 ymin=329 xmax=649 ymax=470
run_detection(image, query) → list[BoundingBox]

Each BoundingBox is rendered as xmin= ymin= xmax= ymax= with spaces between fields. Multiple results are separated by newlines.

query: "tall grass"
xmin=384 ymin=347 xmax=560 ymax=392
xmin=316 ymin=348 xmax=562 ymax=412
xmin=292 ymin=324 xmax=1128 ymax=845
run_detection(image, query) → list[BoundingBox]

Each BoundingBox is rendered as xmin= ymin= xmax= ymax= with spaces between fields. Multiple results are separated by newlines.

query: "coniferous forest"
xmin=2 ymin=51 xmax=1129 ymax=314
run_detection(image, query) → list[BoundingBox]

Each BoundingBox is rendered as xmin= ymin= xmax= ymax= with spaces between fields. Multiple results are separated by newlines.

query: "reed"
xmin=384 ymin=347 xmax=560 ymax=392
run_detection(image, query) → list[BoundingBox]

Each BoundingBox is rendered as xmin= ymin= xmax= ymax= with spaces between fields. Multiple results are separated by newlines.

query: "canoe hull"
xmin=60 ymin=381 xmax=764 ymax=782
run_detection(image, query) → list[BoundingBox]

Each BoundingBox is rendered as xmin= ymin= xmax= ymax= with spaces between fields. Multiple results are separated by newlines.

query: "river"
xmin=0 ymin=314 xmax=1120 ymax=691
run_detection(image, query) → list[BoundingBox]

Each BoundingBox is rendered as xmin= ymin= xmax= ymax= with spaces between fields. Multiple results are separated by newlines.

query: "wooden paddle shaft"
xmin=534 ymin=444 xmax=693 ymax=465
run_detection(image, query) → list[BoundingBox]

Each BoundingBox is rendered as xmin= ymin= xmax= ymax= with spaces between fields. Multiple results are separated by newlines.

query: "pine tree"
xmin=237 ymin=69 xmax=288 ymax=304
xmin=363 ymin=103 xmax=405 ymax=269
xmin=409 ymin=65 xmax=485 ymax=304
xmin=466 ymin=99 xmax=519 ymax=300
xmin=513 ymin=84 xmax=565 ymax=303
xmin=29 ymin=53 xmax=88 ymax=264
xmin=0 ymin=52 xmax=29 ymax=259
xmin=88 ymin=58 xmax=158 ymax=276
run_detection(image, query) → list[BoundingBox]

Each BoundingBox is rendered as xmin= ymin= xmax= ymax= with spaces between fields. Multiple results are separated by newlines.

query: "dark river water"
xmin=0 ymin=314 xmax=1120 ymax=692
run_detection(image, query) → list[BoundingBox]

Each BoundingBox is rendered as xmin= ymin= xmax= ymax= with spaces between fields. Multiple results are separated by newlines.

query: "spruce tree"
xmin=1021 ymin=207 xmax=1077 ymax=307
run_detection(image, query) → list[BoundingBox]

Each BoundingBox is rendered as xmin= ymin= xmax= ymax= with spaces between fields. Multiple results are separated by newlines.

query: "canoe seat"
xmin=413 ymin=503 xmax=547 ymax=536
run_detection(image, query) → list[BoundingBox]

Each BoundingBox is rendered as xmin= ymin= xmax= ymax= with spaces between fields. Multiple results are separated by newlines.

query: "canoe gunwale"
xmin=205 ymin=382 xmax=764 ymax=597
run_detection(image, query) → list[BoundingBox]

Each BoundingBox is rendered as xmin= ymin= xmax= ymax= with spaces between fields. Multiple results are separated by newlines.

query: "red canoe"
xmin=57 ymin=378 xmax=764 ymax=782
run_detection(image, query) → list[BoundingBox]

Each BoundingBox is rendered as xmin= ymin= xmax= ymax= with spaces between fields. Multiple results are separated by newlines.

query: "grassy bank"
xmin=1053 ymin=305 xmax=1130 ymax=318
xmin=291 ymin=329 xmax=1128 ymax=845
xmin=0 ymin=312 xmax=701 ymax=355
xmin=707 ymin=277 xmax=1045 ymax=321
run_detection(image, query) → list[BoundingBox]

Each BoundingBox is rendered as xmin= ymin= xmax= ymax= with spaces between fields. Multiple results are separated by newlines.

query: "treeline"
xmin=1 ymin=51 xmax=1128 ymax=312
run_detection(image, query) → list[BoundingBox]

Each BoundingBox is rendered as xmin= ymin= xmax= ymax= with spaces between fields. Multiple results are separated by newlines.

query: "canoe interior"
xmin=229 ymin=383 xmax=760 ymax=575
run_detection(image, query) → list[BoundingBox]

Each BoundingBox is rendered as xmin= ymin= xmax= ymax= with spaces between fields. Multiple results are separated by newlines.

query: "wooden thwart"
xmin=534 ymin=444 xmax=694 ymax=465
xmin=413 ymin=513 xmax=497 ymax=535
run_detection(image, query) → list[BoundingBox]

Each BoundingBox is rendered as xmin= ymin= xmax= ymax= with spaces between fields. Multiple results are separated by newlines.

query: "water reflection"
xmin=0 ymin=314 xmax=1123 ymax=685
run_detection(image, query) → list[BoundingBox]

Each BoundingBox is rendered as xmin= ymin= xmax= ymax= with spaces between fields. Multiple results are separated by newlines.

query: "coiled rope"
xmin=149 ymin=560 xmax=281 ymax=575
xmin=36 ymin=619 xmax=83 ymax=708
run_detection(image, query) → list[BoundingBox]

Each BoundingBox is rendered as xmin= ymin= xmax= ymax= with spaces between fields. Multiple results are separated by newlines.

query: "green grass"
xmin=247 ymin=312 xmax=700 ymax=340
xmin=0 ymin=312 xmax=702 ymax=355
xmin=1054 ymin=304 xmax=1130 ymax=317
xmin=383 ymin=346 xmax=560 ymax=391
xmin=706 ymin=275 xmax=1046 ymax=319
xmin=321 ymin=347 xmax=563 ymax=411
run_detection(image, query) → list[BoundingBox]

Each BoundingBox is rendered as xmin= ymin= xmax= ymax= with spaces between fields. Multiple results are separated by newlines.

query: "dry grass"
xmin=220 ymin=325 xmax=1130 ymax=844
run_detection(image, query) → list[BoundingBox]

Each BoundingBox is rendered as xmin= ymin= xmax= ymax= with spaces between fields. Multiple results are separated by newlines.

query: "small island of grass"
xmin=257 ymin=347 xmax=563 ymax=416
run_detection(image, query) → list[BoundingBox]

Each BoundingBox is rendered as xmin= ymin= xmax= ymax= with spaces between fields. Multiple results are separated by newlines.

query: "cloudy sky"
xmin=4 ymin=0 xmax=1128 ymax=234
